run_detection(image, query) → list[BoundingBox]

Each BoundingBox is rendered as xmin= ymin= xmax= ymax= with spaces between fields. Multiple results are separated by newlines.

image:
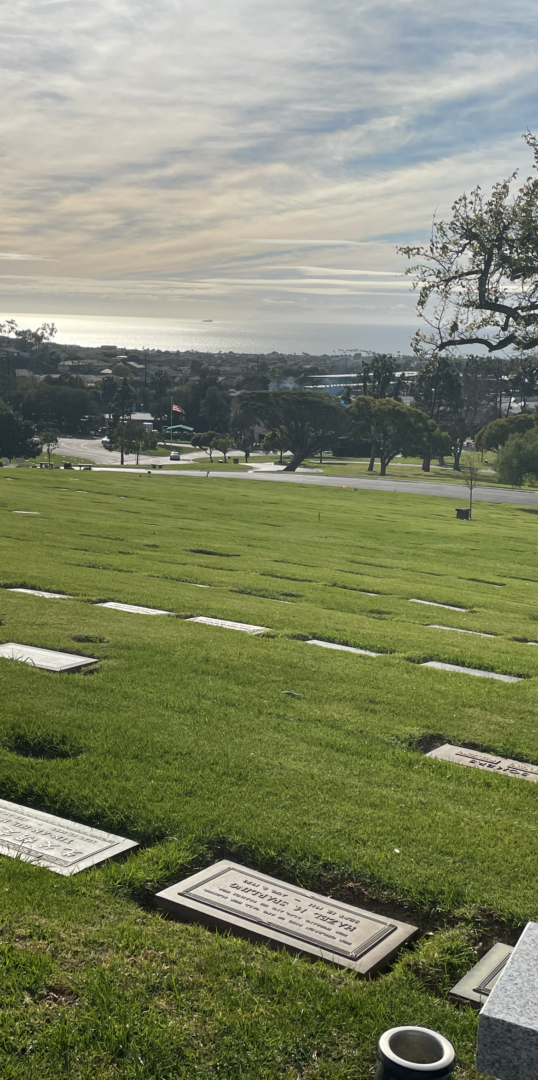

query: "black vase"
xmin=375 ymin=1027 xmax=455 ymax=1080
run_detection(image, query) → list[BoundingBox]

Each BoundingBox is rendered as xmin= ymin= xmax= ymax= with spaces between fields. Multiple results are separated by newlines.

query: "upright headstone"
xmin=156 ymin=860 xmax=417 ymax=975
xmin=476 ymin=921 xmax=538 ymax=1080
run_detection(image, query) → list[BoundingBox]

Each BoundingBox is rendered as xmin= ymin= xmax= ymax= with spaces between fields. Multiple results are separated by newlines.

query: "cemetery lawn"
xmin=1 ymin=469 xmax=538 ymax=1077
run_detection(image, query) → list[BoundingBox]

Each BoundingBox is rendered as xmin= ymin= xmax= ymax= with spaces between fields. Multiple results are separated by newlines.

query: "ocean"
xmin=1 ymin=313 xmax=417 ymax=356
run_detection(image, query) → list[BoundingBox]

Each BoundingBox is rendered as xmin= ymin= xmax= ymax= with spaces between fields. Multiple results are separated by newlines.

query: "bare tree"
xmin=460 ymin=452 xmax=482 ymax=519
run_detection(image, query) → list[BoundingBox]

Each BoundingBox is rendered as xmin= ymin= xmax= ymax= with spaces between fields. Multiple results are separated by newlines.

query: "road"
xmin=57 ymin=437 xmax=227 ymax=467
xmin=54 ymin=440 xmax=538 ymax=507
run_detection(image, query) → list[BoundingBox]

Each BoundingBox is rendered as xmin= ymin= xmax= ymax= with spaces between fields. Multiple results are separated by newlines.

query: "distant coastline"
xmin=0 ymin=313 xmax=417 ymax=356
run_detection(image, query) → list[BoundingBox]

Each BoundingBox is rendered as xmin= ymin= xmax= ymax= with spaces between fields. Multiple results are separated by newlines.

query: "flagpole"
xmin=170 ymin=394 xmax=172 ymax=450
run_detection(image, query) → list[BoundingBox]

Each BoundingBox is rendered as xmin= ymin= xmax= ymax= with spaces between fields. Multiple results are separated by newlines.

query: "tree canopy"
xmin=0 ymin=403 xmax=41 ymax=459
xmin=350 ymin=397 xmax=445 ymax=475
xmin=240 ymin=390 xmax=348 ymax=471
xmin=191 ymin=431 xmax=220 ymax=461
xmin=400 ymin=134 xmax=538 ymax=356
xmin=475 ymin=413 xmax=536 ymax=452
xmin=495 ymin=428 xmax=538 ymax=487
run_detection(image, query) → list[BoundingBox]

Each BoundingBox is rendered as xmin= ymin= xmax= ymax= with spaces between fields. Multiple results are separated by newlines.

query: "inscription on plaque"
xmin=156 ymin=861 xmax=417 ymax=974
xmin=0 ymin=798 xmax=137 ymax=874
xmin=427 ymin=744 xmax=538 ymax=782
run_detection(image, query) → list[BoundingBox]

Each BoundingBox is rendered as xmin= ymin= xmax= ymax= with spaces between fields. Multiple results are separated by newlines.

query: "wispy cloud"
xmin=1 ymin=0 xmax=537 ymax=326
xmin=0 ymin=253 xmax=51 ymax=261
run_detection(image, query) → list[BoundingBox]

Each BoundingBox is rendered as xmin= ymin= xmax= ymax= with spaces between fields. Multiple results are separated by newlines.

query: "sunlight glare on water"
xmin=1 ymin=314 xmax=415 ymax=355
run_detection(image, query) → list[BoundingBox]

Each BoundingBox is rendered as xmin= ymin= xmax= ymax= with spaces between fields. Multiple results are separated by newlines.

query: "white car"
xmin=169 ymin=451 xmax=180 ymax=461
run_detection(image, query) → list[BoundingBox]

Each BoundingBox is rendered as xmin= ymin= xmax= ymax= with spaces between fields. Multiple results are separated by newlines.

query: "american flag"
xmin=172 ymin=404 xmax=185 ymax=414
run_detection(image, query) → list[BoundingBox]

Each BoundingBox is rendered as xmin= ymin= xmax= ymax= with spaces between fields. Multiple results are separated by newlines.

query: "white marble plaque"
xmin=427 ymin=624 xmax=494 ymax=638
xmin=8 ymin=589 xmax=73 ymax=599
xmin=97 ymin=601 xmax=172 ymax=615
xmin=187 ymin=617 xmax=269 ymax=635
xmin=409 ymin=599 xmax=466 ymax=611
xmin=427 ymin=743 xmax=538 ymax=781
xmin=307 ymin=639 xmax=381 ymax=657
xmin=12 ymin=511 xmax=39 ymax=515
xmin=421 ymin=661 xmax=521 ymax=683
xmin=0 ymin=798 xmax=137 ymax=874
xmin=0 ymin=642 xmax=97 ymax=672
xmin=156 ymin=861 xmax=417 ymax=974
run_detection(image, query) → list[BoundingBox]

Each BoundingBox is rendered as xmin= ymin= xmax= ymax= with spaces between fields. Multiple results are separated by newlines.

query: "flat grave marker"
xmin=0 ymin=798 xmax=137 ymax=875
xmin=156 ymin=860 xmax=417 ymax=975
xmin=427 ymin=624 xmax=494 ymax=638
xmin=409 ymin=598 xmax=466 ymax=611
xmin=0 ymin=642 xmax=97 ymax=672
xmin=12 ymin=511 xmax=39 ymax=515
xmin=451 ymin=942 xmax=513 ymax=1006
xmin=8 ymin=588 xmax=74 ymax=599
xmin=307 ymin=639 xmax=381 ymax=658
xmin=421 ymin=661 xmax=521 ymax=683
xmin=187 ymin=616 xmax=269 ymax=635
xmin=96 ymin=601 xmax=172 ymax=615
xmin=427 ymin=743 xmax=538 ymax=781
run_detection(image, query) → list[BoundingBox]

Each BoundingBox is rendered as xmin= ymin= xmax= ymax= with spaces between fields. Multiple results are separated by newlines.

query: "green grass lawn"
xmin=1 ymin=469 xmax=537 ymax=1077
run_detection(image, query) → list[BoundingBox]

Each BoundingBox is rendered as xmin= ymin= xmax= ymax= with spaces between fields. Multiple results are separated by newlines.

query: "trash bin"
xmin=455 ymin=508 xmax=470 ymax=520
xmin=63 ymin=462 xmax=73 ymax=469
xmin=233 ymin=458 xmax=239 ymax=464
xmin=376 ymin=1027 xmax=455 ymax=1079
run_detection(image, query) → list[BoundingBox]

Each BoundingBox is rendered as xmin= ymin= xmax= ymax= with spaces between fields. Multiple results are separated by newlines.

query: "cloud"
xmin=0 ymin=253 xmax=51 ymax=261
xmin=0 ymin=0 xmax=537 ymax=325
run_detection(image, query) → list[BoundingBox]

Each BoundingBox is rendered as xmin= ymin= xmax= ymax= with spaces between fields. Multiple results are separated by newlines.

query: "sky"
xmin=1 ymin=0 xmax=538 ymax=343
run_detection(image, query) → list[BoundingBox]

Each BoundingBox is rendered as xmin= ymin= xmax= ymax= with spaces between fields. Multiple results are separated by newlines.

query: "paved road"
xmin=57 ymin=437 xmax=233 ymax=467
xmin=64 ymin=461 xmax=538 ymax=507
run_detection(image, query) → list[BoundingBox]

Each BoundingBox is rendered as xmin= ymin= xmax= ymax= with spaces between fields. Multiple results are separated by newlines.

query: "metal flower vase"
xmin=376 ymin=1027 xmax=455 ymax=1080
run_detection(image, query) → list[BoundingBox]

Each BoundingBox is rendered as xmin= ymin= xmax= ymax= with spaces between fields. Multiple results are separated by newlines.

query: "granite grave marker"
xmin=187 ymin=617 xmax=269 ymax=635
xmin=306 ymin=639 xmax=381 ymax=657
xmin=97 ymin=601 xmax=172 ymax=615
xmin=426 ymin=744 xmax=538 ymax=781
xmin=0 ymin=643 xmax=97 ymax=672
xmin=156 ymin=860 xmax=417 ymax=974
xmin=421 ymin=662 xmax=520 ymax=683
xmin=0 ymin=798 xmax=137 ymax=874
xmin=450 ymin=942 xmax=513 ymax=1006
xmin=8 ymin=588 xmax=73 ymax=599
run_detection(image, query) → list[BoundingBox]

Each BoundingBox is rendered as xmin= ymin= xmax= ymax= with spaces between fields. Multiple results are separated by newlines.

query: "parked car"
xmin=169 ymin=450 xmax=180 ymax=461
